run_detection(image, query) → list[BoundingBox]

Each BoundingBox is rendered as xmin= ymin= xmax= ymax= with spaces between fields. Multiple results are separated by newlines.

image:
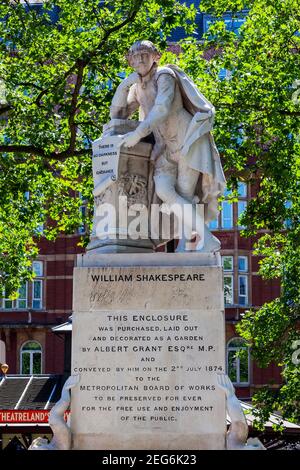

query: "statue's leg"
xmin=175 ymin=163 xmax=203 ymax=250
xmin=176 ymin=161 xmax=221 ymax=252
xmin=154 ymin=170 xmax=199 ymax=249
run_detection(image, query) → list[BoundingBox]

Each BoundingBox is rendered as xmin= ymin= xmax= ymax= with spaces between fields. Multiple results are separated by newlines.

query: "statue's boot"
xmin=174 ymin=201 xmax=220 ymax=252
xmin=168 ymin=196 xmax=203 ymax=251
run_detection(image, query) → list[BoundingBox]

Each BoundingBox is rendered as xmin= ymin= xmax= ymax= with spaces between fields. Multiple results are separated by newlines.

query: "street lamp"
xmin=0 ymin=363 xmax=9 ymax=375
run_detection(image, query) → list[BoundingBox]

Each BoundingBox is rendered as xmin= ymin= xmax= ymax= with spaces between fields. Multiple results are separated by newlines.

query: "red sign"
xmin=0 ymin=410 xmax=70 ymax=424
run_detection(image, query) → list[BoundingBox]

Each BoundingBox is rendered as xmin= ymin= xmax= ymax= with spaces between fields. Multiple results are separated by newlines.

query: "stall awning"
xmin=0 ymin=374 xmax=65 ymax=426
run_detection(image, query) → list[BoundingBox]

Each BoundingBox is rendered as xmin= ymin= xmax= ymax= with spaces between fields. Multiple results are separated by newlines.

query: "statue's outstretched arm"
xmin=110 ymin=73 xmax=139 ymax=119
xmin=135 ymin=74 xmax=175 ymax=139
xmin=120 ymin=74 xmax=175 ymax=149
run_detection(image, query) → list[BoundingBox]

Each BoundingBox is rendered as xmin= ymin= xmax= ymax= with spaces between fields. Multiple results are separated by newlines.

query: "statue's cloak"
xmin=159 ymin=64 xmax=226 ymax=223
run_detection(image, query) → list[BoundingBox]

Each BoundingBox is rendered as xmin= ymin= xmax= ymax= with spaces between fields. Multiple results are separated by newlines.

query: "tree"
xmin=0 ymin=0 xmax=195 ymax=295
xmin=165 ymin=0 xmax=299 ymax=428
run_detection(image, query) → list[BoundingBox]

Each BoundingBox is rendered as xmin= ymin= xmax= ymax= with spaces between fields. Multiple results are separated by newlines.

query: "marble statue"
xmin=217 ymin=373 xmax=265 ymax=450
xmin=29 ymin=375 xmax=79 ymax=450
xmin=108 ymin=40 xmax=226 ymax=252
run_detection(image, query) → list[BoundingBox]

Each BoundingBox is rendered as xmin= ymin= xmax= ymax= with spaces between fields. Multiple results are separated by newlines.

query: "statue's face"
xmin=130 ymin=50 xmax=155 ymax=76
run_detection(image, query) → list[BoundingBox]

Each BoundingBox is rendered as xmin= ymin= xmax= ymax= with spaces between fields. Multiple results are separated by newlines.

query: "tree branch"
xmin=74 ymin=119 xmax=103 ymax=131
xmin=35 ymin=63 xmax=78 ymax=106
xmin=88 ymin=0 xmax=144 ymax=61
xmin=1 ymin=1 xmax=145 ymax=162
xmin=34 ymin=1 xmax=144 ymax=107
xmin=18 ymin=82 xmax=44 ymax=90
xmin=0 ymin=145 xmax=90 ymax=160
xmin=68 ymin=60 xmax=85 ymax=155
xmin=0 ymin=144 xmax=47 ymax=157
xmin=0 ymin=105 xmax=13 ymax=116
xmin=217 ymin=102 xmax=300 ymax=116
xmin=92 ymin=5 xmax=107 ymax=31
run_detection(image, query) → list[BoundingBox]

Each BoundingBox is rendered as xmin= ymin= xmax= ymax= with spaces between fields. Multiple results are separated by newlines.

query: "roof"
xmin=52 ymin=321 xmax=72 ymax=332
xmin=52 ymin=316 xmax=72 ymax=333
xmin=0 ymin=375 xmax=64 ymax=411
xmin=238 ymin=401 xmax=300 ymax=433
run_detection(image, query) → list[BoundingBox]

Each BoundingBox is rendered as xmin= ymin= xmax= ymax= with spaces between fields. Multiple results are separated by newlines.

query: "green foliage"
xmin=174 ymin=0 xmax=300 ymax=428
xmin=0 ymin=0 xmax=195 ymax=295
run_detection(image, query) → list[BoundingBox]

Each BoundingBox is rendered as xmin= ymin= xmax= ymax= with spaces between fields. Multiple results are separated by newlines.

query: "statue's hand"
xmin=216 ymin=373 xmax=235 ymax=398
xmin=63 ymin=374 xmax=80 ymax=391
xmin=121 ymin=131 xmax=141 ymax=148
xmin=121 ymin=71 xmax=139 ymax=87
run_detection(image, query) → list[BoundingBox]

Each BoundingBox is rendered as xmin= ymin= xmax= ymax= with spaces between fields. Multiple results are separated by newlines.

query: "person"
xmin=109 ymin=40 xmax=226 ymax=251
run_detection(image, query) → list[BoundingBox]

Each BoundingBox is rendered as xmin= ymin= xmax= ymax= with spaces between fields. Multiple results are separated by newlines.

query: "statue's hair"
xmin=126 ymin=40 xmax=161 ymax=66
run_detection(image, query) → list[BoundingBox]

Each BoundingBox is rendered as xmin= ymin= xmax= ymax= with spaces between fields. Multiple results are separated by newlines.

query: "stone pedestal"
xmin=71 ymin=253 xmax=226 ymax=450
xmin=88 ymin=119 xmax=155 ymax=253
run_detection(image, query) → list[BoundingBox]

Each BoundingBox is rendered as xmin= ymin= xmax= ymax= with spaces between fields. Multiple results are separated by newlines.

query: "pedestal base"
xmin=71 ymin=253 xmax=226 ymax=450
xmin=73 ymin=432 xmax=225 ymax=450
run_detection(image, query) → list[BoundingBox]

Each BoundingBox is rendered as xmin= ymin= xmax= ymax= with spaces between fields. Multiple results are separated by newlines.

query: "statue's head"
xmin=126 ymin=40 xmax=161 ymax=76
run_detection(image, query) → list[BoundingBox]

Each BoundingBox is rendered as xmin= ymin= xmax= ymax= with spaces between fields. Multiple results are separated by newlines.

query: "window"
xmin=223 ymin=256 xmax=233 ymax=271
xmin=238 ymin=255 xmax=248 ymax=305
xmin=238 ymin=256 xmax=248 ymax=272
xmin=209 ymin=182 xmax=248 ymax=231
xmin=222 ymin=255 xmax=249 ymax=306
xmin=221 ymin=201 xmax=233 ymax=228
xmin=208 ymin=218 xmax=219 ymax=230
xmin=32 ymin=261 xmax=43 ymax=309
xmin=1 ymin=261 xmax=44 ymax=310
xmin=20 ymin=341 xmax=42 ymax=375
xmin=224 ymin=276 xmax=234 ymax=305
xmin=3 ymin=295 xmax=13 ymax=309
xmin=223 ymin=256 xmax=234 ymax=305
xmin=223 ymin=17 xmax=246 ymax=34
xmin=2 ymin=283 xmax=27 ymax=310
xmin=238 ymin=275 xmax=248 ymax=305
xmin=16 ymin=283 xmax=27 ymax=309
xmin=237 ymin=182 xmax=247 ymax=198
xmin=32 ymin=261 xmax=43 ymax=277
xmin=32 ymin=281 xmax=42 ymax=309
xmin=237 ymin=182 xmax=247 ymax=229
xmin=237 ymin=201 xmax=247 ymax=228
xmin=227 ymin=338 xmax=250 ymax=385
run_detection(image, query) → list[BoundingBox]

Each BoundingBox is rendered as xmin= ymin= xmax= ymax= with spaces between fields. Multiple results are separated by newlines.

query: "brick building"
xmin=0 ymin=180 xmax=282 ymax=394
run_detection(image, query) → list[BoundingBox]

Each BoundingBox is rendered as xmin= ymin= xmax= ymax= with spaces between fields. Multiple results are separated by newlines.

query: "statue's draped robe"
xmin=110 ymin=64 xmax=226 ymax=243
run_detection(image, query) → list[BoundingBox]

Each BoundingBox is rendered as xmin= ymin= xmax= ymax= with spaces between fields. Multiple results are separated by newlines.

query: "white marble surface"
xmin=77 ymin=251 xmax=221 ymax=268
xmin=71 ymin=255 xmax=226 ymax=449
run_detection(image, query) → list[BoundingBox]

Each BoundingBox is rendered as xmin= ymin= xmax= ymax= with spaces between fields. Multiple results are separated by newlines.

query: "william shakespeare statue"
xmin=92 ymin=40 xmax=226 ymax=252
